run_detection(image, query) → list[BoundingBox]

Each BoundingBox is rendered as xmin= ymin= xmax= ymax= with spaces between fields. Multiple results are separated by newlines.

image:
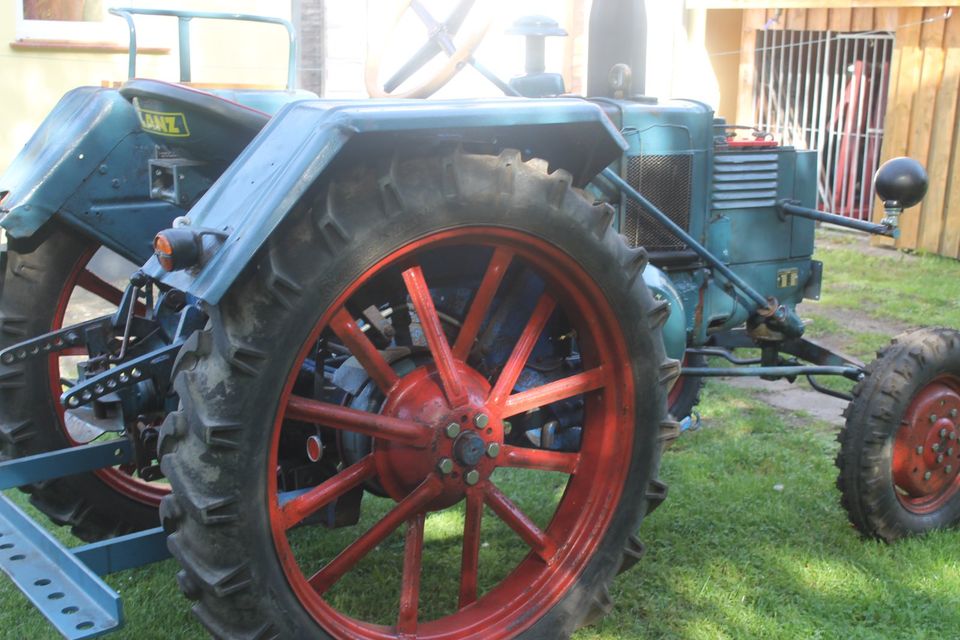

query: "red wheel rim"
xmin=892 ymin=374 xmax=960 ymax=514
xmin=48 ymin=246 xmax=168 ymax=507
xmin=269 ymin=228 xmax=637 ymax=638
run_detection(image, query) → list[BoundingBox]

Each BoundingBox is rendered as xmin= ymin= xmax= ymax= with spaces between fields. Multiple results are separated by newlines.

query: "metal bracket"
xmin=0 ymin=316 xmax=112 ymax=366
xmin=61 ymin=342 xmax=181 ymax=410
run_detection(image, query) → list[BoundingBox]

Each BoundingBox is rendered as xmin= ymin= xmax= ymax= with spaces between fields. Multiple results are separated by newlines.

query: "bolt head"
xmin=937 ymin=454 xmax=945 ymax=464
xmin=503 ymin=420 xmax=512 ymax=435
xmin=916 ymin=446 xmax=924 ymax=455
xmin=924 ymin=471 xmax=933 ymax=481
xmin=437 ymin=458 xmax=454 ymax=475
xmin=474 ymin=414 xmax=489 ymax=429
xmin=933 ymin=443 xmax=941 ymax=452
xmin=947 ymin=465 xmax=954 ymax=474
xmin=464 ymin=469 xmax=480 ymax=485
xmin=951 ymin=409 xmax=959 ymax=419
xmin=445 ymin=423 xmax=461 ymax=438
xmin=931 ymin=414 xmax=939 ymax=424
xmin=941 ymin=428 xmax=949 ymax=438
xmin=949 ymin=448 xmax=955 ymax=457
xmin=486 ymin=442 xmax=501 ymax=458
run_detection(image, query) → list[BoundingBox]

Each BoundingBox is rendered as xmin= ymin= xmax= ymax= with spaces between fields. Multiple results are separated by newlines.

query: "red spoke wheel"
xmin=837 ymin=328 xmax=960 ymax=541
xmin=159 ymin=150 xmax=675 ymax=639
xmin=0 ymin=225 xmax=164 ymax=541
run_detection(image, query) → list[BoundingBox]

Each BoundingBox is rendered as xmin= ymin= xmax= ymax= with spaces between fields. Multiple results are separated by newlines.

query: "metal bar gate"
xmin=753 ymin=29 xmax=895 ymax=222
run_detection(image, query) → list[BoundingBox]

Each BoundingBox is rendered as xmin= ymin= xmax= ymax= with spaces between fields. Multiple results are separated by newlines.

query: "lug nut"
xmin=951 ymin=409 xmax=958 ymax=419
xmin=949 ymin=448 xmax=955 ymax=457
xmin=474 ymin=414 xmax=489 ymax=429
xmin=947 ymin=465 xmax=954 ymax=474
xmin=930 ymin=415 xmax=939 ymax=423
xmin=437 ymin=458 xmax=454 ymax=475
xmin=486 ymin=442 xmax=501 ymax=458
xmin=937 ymin=454 xmax=945 ymax=464
xmin=464 ymin=469 xmax=480 ymax=485
xmin=941 ymin=428 xmax=949 ymax=438
xmin=916 ymin=446 xmax=924 ymax=455
xmin=933 ymin=443 xmax=941 ymax=452
xmin=445 ymin=423 xmax=461 ymax=438
xmin=924 ymin=471 xmax=932 ymax=481
xmin=503 ymin=420 xmax=512 ymax=435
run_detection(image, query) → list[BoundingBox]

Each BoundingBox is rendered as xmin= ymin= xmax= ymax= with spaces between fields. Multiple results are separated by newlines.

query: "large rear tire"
xmin=836 ymin=327 xmax=960 ymax=541
xmin=0 ymin=226 xmax=164 ymax=541
xmin=159 ymin=150 xmax=678 ymax=638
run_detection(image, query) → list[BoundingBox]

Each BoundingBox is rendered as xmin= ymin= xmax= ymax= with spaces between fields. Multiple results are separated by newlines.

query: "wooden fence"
xmin=735 ymin=7 xmax=960 ymax=258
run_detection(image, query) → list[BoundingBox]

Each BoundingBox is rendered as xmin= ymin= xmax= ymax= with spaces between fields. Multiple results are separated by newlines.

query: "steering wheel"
xmin=365 ymin=0 xmax=495 ymax=99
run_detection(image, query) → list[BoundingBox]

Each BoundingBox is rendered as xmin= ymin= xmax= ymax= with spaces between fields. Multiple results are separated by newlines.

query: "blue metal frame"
xmin=109 ymin=8 xmax=299 ymax=90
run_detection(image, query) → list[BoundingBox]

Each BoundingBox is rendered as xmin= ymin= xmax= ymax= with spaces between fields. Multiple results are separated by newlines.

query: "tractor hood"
xmin=144 ymin=97 xmax=628 ymax=303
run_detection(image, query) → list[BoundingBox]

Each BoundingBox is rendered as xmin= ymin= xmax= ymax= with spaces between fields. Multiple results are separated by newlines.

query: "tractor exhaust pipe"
xmin=587 ymin=0 xmax=647 ymax=97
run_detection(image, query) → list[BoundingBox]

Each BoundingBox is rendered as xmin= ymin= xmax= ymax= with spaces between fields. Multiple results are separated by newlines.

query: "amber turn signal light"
xmin=153 ymin=228 xmax=202 ymax=272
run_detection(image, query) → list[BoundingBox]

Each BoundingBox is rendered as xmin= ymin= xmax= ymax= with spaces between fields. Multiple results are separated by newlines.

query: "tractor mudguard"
xmin=143 ymin=98 xmax=628 ymax=304
xmin=0 ymin=87 xmax=182 ymax=264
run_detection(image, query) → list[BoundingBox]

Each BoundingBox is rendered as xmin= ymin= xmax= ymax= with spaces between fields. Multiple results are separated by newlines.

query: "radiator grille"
xmin=621 ymin=154 xmax=693 ymax=251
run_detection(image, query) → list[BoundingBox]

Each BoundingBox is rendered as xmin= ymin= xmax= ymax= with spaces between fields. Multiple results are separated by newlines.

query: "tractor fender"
xmin=0 ymin=87 xmax=181 ymax=263
xmin=642 ymin=264 xmax=687 ymax=362
xmin=143 ymin=98 xmax=628 ymax=304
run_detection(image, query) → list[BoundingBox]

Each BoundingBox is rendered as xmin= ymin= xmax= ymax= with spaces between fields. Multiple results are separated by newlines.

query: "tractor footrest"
xmin=0 ymin=494 xmax=122 ymax=639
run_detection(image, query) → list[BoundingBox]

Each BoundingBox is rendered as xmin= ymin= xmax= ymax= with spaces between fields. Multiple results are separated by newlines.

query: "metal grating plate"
xmin=621 ymin=154 xmax=693 ymax=250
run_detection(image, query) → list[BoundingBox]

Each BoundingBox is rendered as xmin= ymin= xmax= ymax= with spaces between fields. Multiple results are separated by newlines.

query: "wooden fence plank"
xmin=919 ymin=11 xmax=960 ymax=253
xmin=899 ymin=8 xmax=947 ymax=248
xmin=852 ymin=8 xmax=876 ymax=30
xmin=829 ymin=9 xmax=853 ymax=30
xmin=786 ymin=9 xmax=807 ymax=30
xmin=807 ymin=8 xmax=829 ymax=31
xmin=874 ymin=8 xmax=900 ymax=30
xmin=939 ymin=23 xmax=960 ymax=257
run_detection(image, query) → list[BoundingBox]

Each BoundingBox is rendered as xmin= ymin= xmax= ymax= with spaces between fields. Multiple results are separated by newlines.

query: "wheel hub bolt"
xmin=437 ymin=458 xmax=454 ymax=475
xmin=941 ymin=428 xmax=949 ymax=438
xmin=486 ymin=442 xmax=501 ymax=458
xmin=916 ymin=446 xmax=924 ymax=455
xmin=445 ymin=422 xmax=461 ymax=438
xmin=930 ymin=414 xmax=939 ymax=423
xmin=933 ymin=443 xmax=941 ymax=452
xmin=464 ymin=469 xmax=480 ymax=485
xmin=937 ymin=454 xmax=945 ymax=464
xmin=951 ymin=409 xmax=959 ymax=419
xmin=949 ymin=448 xmax=955 ymax=457
xmin=947 ymin=465 xmax=954 ymax=474
xmin=924 ymin=471 xmax=933 ymax=481
xmin=474 ymin=413 xmax=489 ymax=429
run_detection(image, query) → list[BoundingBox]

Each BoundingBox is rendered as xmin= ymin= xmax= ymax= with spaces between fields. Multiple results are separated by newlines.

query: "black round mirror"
xmin=874 ymin=157 xmax=928 ymax=209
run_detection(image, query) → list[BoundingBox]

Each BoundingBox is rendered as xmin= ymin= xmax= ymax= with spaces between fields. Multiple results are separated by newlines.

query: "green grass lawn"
xmin=2 ymin=231 xmax=959 ymax=639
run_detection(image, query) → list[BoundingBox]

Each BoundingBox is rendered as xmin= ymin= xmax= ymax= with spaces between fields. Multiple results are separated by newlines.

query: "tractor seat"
xmin=119 ymin=79 xmax=271 ymax=165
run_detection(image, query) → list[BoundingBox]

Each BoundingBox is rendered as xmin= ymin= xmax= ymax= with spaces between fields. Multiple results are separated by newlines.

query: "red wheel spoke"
xmin=285 ymin=395 xmax=432 ymax=447
xmin=330 ymin=308 xmax=399 ymax=394
xmin=503 ymin=366 xmax=607 ymax=418
xmin=60 ymin=347 xmax=87 ymax=357
xmin=488 ymin=294 xmax=557 ymax=407
xmin=309 ymin=477 xmax=442 ymax=595
xmin=458 ymin=489 xmax=483 ymax=608
xmin=397 ymin=513 xmax=426 ymax=635
xmin=484 ymin=483 xmax=556 ymax=563
xmin=501 ymin=446 xmax=580 ymax=475
xmin=402 ymin=266 xmax=467 ymax=406
xmin=452 ymin=248 xmax=514 ymax=361
xmin=279 ymin=457 xmax=377 ymax=530
xmin=76 ymin=270 xmax=124 ymax=306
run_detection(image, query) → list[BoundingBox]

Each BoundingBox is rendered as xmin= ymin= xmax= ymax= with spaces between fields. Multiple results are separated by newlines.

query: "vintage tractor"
xmin=0 ymin=1 xmax=956 ymax=638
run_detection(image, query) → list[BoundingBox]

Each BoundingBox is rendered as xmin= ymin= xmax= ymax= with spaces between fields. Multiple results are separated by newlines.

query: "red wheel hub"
xmin=268 ymin=229 xmax=636 ymax=638
xmin=375 ymin=364 xmax=501 ymax=510
xmin=893 ymin=375 xmax=960 ymax=513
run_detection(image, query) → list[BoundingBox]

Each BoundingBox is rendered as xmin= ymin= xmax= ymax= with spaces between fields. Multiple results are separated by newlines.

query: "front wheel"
xmin=159 ymin=150 xmax=677 ymax=638
xmin=837 ymin=328 xmax=960 ymax=541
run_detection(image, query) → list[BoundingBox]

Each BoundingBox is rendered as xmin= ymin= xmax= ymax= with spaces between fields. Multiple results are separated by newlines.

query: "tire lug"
xmin=464 ymin=469 xmax=480 ymax=485
xmin=437 ymin=458 xmax=454 ymax=475
xmin=486 ymin=442 xmax=501 ymax=458
xmin=445 ymin=423 xmax=461 ymax=438
xmin=474 ymin=414 xmax=489 ymax=429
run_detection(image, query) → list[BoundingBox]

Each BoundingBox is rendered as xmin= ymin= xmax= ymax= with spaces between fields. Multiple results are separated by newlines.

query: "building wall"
xmin=0 ymin=0 xmax=292 ymax=169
